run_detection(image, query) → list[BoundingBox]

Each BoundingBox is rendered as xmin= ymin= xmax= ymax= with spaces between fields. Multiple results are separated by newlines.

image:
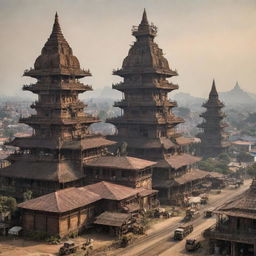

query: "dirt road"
xmin=110 ymin=179 xmax=251 ymax=256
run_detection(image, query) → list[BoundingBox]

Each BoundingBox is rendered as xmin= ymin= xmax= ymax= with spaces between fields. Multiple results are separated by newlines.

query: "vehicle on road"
xmin=204 ymin=207 xmax=215 ymax=218
xmin=174 ymin=224 xmax=193 ymax=240
xmin=184 ymin=208 xmax=200 ymax=221
xmin=59 ymin=239 xmax=93 ymax=255
xmin=185 ymin=239 xmax=201 ymax=251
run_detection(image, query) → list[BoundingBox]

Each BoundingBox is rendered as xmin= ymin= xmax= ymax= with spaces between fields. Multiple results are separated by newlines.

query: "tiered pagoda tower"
xmin=108 ymin=10 xmax=185 ymax=161
xmin=197 ymin=80 xmax=229 ymax=157
xmin=0 ymin=13 xmax=115 ymax=200
xmin=108 ymin=10 xmax=205 ymax=204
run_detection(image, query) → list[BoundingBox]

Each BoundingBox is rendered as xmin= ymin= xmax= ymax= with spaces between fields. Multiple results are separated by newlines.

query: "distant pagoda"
xmin=0 ymin=13 xmax=115 ymax=200
xmin=108 ymin=10 xmax=185 ymax=161
xmin=108 ymin=10 xmax=206 ymax=204
xmin=197 ymin=80 xmax=229 ymax=157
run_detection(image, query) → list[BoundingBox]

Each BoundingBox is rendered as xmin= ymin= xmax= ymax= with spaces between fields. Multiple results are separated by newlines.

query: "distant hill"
xmin=173 ymin=92 xmax=204 ymax=110
xmin=174 ymin=82 xmax=256 ymax=111
xmin=219 ymin=82 xmax=256 ymax=108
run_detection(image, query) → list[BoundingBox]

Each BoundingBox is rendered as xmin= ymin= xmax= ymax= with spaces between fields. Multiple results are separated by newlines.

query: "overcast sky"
xmin=0 ymin=0 xmax=256 ymax=98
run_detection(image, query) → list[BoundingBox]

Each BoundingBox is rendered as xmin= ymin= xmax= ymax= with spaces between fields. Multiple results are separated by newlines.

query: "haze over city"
xmin=0 ymin=0 xmax=256 ymax=98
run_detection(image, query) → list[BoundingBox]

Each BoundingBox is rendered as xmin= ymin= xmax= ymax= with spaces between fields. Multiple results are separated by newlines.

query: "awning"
xmin=94 ymin=212 xmax=131 ymax=227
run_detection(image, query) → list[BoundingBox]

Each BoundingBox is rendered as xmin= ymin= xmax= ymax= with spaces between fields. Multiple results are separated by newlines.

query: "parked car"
xmin=185 ymin=239 xmax=201 ymax=251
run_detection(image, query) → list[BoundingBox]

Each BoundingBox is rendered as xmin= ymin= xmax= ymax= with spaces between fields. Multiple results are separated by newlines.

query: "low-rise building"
xmin=18 ymin=181 xmax=158 ymax=238
xmin=85 ymin=156 xmax=155 ymax=189
xmin=205 ymin=179 xmax=256 ymax=256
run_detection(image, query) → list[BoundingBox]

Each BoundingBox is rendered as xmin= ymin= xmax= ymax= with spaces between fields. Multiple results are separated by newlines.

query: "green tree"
xmin=23 ymin=190 xmax=33 ymax=201
xmin=0 ymin=196 xmax=17 ymax=214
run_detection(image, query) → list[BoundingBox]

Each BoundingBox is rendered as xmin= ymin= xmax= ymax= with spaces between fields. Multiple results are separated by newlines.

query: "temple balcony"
xmin=30 ymin=101 xmax=85 ymax=109
xmin=7 ymin=153 xmax=58 ymax=162
xmin=20 ymin=115 xmax=99 ymax=125
xmin=113 ymin=99 xmax=177 ymax=108
xmin=131 ymin=24 xmax=158 ymax=37
xmin=204 ymin=224 xmax=256 ymax=244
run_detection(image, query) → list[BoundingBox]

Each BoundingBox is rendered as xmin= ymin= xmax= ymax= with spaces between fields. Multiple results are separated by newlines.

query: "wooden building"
xmin=18 ymin=181 xmax=158 ymax=238
xmin=205 ymin=179 xmax=256 ymax=255
xmin=85 ymin=156 xmax=156 ymax=189
xmin=0 ymin=13 xmax=115 ymax=200
xmin=107 ymin=10 xmax=209 ymax=203
xmin=197 ymin=80 xmax=229 ymax=158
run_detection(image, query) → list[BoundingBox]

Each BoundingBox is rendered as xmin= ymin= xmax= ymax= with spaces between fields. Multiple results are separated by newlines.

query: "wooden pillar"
xmin=231 ymin=242 xmax=237 ymax=256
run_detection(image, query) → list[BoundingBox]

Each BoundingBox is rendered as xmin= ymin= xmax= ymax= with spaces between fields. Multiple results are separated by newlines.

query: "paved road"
xmin=110 ymin=180 xmax=251 ymax=256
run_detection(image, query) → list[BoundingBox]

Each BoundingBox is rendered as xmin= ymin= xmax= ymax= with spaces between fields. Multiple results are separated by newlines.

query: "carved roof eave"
xmin=23 ymin=68 xmax=91 ymax=78
xmin=113 ymin=68 xmax=178 ymax=78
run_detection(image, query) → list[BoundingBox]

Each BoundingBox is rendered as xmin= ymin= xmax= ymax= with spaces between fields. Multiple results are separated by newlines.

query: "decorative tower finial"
xmin=141 ymin=9 xmax=149 ymax=25
xmin=51 ymin=11 xmax=62 ymax=36
xmin=210 ymin=79 xmax=218 ymax=97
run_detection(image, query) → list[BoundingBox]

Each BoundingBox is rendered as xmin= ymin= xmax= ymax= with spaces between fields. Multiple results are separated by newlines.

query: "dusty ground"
xmin=0 ymin=232 xmax=114 ymax=256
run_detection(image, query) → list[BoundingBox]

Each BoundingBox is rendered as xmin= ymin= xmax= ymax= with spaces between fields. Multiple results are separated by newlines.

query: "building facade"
xmin=205 ymin=179 xmax=256 ymax=256
xmin=0 ymin=14 xmax=115 ymax=200
xmin=19 ymin=181 xmax=158 ymax=237
xmin=197 ymin=80 xmax=229 ymax=158
xmin=108 ymin=10 xmax=208 ymax=204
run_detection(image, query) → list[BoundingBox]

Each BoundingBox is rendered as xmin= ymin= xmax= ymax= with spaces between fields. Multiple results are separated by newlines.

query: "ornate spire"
xmin=47 ymin=12 xmax=65 ymax=44
xmin=209 ymin=79 xmax=218 ymax=98
xmin=140 ymin=9 xmax=149 ymax=26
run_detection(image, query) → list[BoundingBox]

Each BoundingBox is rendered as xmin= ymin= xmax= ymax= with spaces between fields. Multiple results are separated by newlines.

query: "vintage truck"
xmin=184 ymin=208 xmax=200 ymax=221
xmin=174 ymin=224 xmax=193 ymax=240
xmin=59 ymin=239 xmax=93 ymax=256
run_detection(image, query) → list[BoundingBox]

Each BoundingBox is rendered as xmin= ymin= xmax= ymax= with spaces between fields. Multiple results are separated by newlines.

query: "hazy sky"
xmin=0 ymin=0 xmax=256 ymax=98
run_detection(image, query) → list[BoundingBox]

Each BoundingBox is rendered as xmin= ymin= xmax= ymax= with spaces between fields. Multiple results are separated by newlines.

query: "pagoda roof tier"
xmin=197 ymin=122 xmax=228 ymax=129
xmin=25 ymin=13 xmax=91 ymax=79
xmin=200 ymin=111 xmax=226 ymax=118
xmin=9 ymin=135 xmax=116 ymax=150
xmin=23 ymin=82 xmax=92 ymax=92
xmin=23 ymin=67 xmax=91 ymax=79
xmin=112 ymin=81 xmax=179 ymax=92
xmin=107 ymin=116 xmax=184 ymax=125
xmin=153 ymin=168 xmax=209 ymax=188
xmin=0 ymin=160 xmax=83 ymax=183
xmin=113 ymin=99 xmax=177 ymax=108
xmin=20 ymin=115 xmax=100 ymax=126
xmin=30 ymin=101 xmax=85 ymax=110
xmin=110 ymin=136 xmax=178 ymax=150
xmin=86 ymin=156 xmax=156 ymax=170
xmin=113 ymin=67 xmax=178 ymax=78
xmin=202 ymin=101 xmax=224 ymax=108
xmin=155 ymin=153 xmax=201 ymax=169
